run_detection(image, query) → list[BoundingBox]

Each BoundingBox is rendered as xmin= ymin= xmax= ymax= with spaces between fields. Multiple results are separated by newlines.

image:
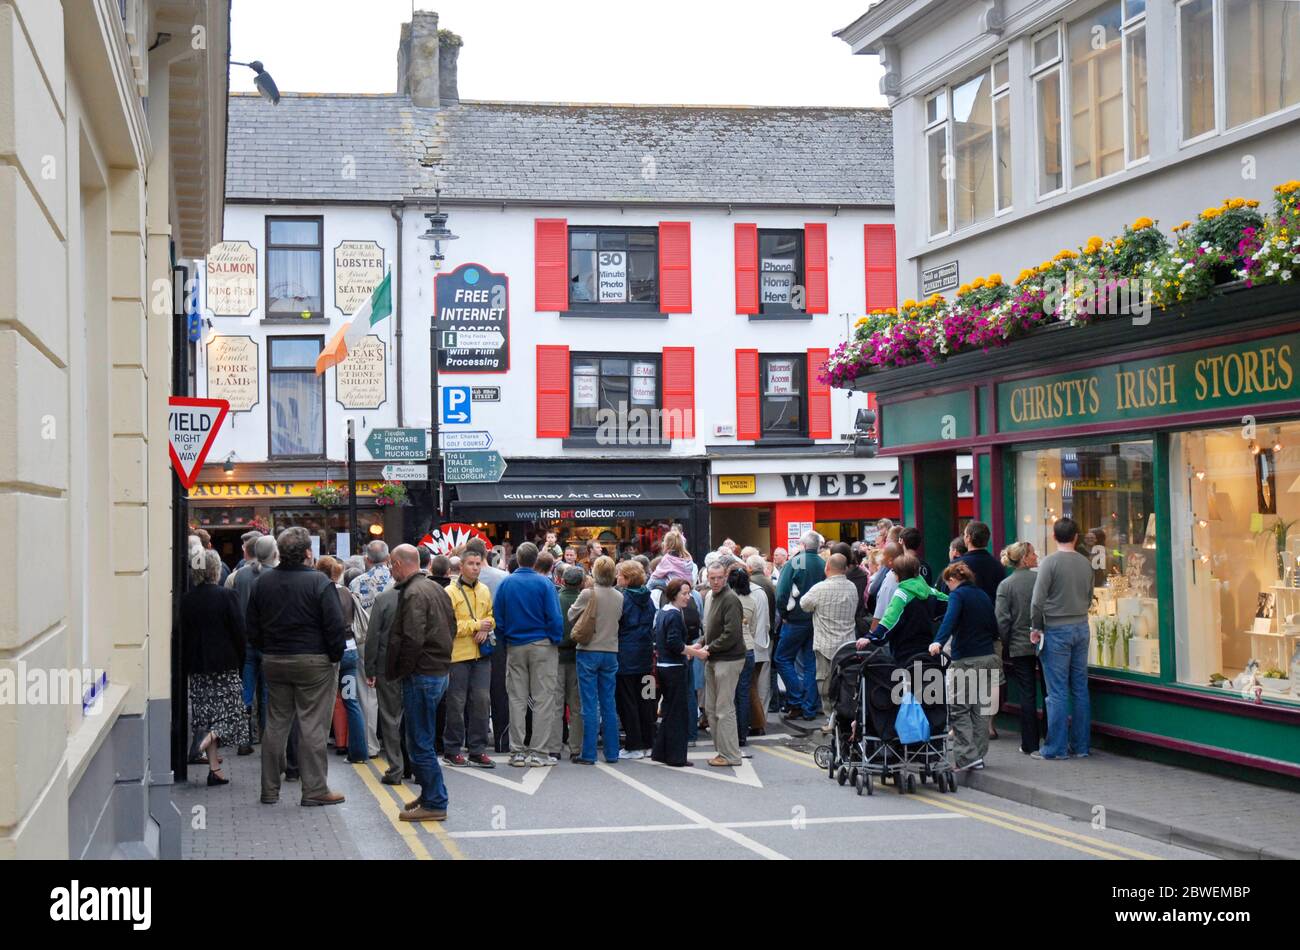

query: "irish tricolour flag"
xmin=315 ymin=269 xmax=392 ymax=374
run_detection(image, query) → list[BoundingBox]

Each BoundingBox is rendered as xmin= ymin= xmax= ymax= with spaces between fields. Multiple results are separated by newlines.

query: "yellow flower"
xmin=1278 ymin=180 xmax=1300 ymax=194
xmin=1225 ymin=197 xmax=1246 ymax=210
xmin=1053 ymin=249 xmax=1079 ymax=262
xmin=1174 ymin=220 xmax=1191 ymax=231
xmin=987 ymin=273 xmax=1003 ymax=286
xmin=1246 ymin=199 xmax=1260 ymax=208
xmin=958 ymin=283 xmax=972 ymax=296
xmin=902 ymin=298 xmax=917 ymax=309
xmin=1201 ymin=207 xmax=1222 ymax=220
xmin=855 ymin=317 xmax=868 ymax=326
xmin=1112 ymin=237 xmax=1125 ymax=248
xmin=1015 ymin=268 xmax=1035 ymax=285
xmin=972 ymin=277 xmax=987 ymax=290
xmin=1084 ymin=236 xmax=1103 ymax=254
xmin=1131 ymin=216 xmax=1154 ymax=230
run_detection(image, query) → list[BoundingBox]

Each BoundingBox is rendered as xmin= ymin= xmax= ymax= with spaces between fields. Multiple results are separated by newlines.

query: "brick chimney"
xmin=397 ymin=11 xmax=461 ymax=108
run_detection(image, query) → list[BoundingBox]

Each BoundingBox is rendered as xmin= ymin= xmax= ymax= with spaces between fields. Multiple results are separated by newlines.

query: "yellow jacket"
xmin=449 ymin=577 xmax=494 ymax=663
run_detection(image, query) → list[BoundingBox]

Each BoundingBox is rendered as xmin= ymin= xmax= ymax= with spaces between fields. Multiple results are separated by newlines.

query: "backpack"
xmin=349 ymin=590 xmax=370 ymax=649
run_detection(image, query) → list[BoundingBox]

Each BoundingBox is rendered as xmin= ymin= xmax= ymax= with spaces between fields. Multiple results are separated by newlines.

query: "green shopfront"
xmin=852 ymin=285 xmax=1300 ymax=781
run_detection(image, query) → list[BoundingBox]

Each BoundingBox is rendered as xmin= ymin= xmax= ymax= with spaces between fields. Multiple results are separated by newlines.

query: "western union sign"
xmin=717 ymin=475 xmax=756 ymax=495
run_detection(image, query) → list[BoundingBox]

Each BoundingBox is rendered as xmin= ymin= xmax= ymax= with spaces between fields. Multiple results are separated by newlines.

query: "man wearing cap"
xmin=550 ymin=566 xmax=587 ymax=761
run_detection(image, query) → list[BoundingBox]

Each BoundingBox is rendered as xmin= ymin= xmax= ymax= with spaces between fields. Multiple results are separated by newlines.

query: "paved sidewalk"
xmin=961 ymin=731 xmax=1300 ymax=860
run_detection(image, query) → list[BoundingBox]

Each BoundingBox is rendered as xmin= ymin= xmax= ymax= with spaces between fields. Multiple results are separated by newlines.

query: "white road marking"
xmin=596 ymin=762 xmax=789 ymax=860
xmin=630 ymin=750 xmax=764 ymax=787
xmin=445 ymin=811 xmax=963 ymax=840
xmin=441 ymin=757 xmax=554 ymax=796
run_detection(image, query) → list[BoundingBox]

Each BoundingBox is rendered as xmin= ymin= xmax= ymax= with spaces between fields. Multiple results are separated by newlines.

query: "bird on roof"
xmin=232 ymin=60 xmax=280 ymax=105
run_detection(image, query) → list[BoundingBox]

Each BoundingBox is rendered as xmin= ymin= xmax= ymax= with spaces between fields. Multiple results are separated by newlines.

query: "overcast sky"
xmin=230 ymin=0 xmax=885 ymax=107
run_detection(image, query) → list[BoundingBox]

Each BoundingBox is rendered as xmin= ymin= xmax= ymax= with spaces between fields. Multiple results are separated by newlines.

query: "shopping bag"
xmin=895 ymin=687 xmax=931 ymax=745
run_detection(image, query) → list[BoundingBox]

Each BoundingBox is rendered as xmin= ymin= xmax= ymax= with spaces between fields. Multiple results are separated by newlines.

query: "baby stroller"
xmin=893 ymin=650 xmax=958 ymax=794
xmin=814 ymin=640 xmax=876 ymax=784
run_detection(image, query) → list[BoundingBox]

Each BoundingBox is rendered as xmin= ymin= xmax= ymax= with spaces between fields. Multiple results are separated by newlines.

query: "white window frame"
xmin=923 ymin=55 xmax=1013 ymax=239
xmin=1120 ymin=2 xmax=1150 ymax=168
xmin=1031 ymin=24 xmax=1066 ymax=200
xmin=1177 ymin=0 xmax=1300 ymax=146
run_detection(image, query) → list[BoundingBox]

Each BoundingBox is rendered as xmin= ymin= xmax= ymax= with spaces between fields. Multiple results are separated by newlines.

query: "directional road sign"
xmin=381 ymin=464 xmax=429 ymax=482
xmin=439 ymin=430 xmax=493 ymax=451
xmin=365 ymin=427 xmax=428 ymax=461
xmin=443 ymin=450 xmax=507 ymax=484
xmin=441 ymin=329 xmax=505 ymax=350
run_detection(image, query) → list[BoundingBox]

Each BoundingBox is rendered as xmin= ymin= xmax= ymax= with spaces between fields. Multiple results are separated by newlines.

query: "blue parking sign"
xmin=442 ymin=386 xmax=471 ymax=424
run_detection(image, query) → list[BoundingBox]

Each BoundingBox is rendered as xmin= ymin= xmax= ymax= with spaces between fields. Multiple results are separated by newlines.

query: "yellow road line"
xmin=352 ymin=760 xmax=436 ymax=860
xmin=363 ymin=760 xmax=467 ymax=861
xmin=755 ymin=745 xmax=1154 ymax=861
xmin=916 ymin=791 xmax=1162 ymax=860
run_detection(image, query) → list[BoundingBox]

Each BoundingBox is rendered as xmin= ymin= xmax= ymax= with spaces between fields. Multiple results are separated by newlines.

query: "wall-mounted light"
xmin=418 ymin=187 xmax=459 ymax=270
xmin=1195 ymin=470 xmax=1206 ymax=481
xmin=368 ymin=523 xmax=384 ymax=536
xmin=223 ymin=452 xmax=237 ymax=476
xmin=1047 ymin=480 xmax=1058 ymax=491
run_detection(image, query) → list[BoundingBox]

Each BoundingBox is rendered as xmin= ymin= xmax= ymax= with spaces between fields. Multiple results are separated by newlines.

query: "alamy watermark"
xmin=593 ymin=403 xmax=693 ymax=446
xmin=0 ymin=663 xmax=108 ymax=713
xmin=1042 ymin=271 xmax=1154 ymax=326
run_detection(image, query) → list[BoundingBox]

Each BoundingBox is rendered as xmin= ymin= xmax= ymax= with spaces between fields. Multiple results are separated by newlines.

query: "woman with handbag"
xmin=651 ymin=579 xmax=706 ymax=766
xmin=567 ymin=556 xmax=624 ymax=764
xmin=614 ymin=560 xmax=657 ymax=759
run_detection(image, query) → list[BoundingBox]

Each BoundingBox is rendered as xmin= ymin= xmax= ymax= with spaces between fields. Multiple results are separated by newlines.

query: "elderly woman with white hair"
xmin=181 ymin=549 xmax=250 ymax=786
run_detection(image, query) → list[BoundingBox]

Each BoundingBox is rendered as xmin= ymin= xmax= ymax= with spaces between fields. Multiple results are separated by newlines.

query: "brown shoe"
xmin=405 ymin=797 xmax=420 ymax=810
xmin=707 ymin=755 xmax=735 ymax=768
xmin=300 ymin=791 xmax=345 ymax=807
xmin=399 ymin=805 xmax=447 ymax=822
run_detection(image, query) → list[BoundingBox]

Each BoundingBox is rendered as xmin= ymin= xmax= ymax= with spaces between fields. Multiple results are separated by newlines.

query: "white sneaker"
xmin=618 ymin=749 xmax=643 ymax=760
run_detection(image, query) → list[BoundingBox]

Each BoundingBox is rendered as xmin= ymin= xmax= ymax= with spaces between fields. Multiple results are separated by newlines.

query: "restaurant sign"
xmin=206 ymin=241 xmax=258 ymax=317
xmin=998 ymin=333 xmax=1298 ymax=434
xmin=189 ymin=481 xmax=384 ymax=499
xmin=334 ymin=241 xmax=385 ymax=314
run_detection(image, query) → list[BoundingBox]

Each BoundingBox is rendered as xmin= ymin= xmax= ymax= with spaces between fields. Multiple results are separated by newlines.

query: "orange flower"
xmin=1131 ymin=216 xmax=1154 ymax=230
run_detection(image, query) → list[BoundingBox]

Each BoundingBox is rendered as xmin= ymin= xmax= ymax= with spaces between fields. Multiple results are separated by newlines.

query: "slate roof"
xmin=226 ymin=93 xmax=893 ymax=206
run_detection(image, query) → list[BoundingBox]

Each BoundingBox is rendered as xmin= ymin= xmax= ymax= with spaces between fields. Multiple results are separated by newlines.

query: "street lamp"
xmin=230 ymin=60 xmax=281 ymax=104
xmin=418 ymin=187 xmax=460 ymax=530
xmin=852 ymin=406 xmax=878 ymax=458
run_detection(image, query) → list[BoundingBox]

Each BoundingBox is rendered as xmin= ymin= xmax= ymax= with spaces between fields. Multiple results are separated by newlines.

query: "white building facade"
xmin=192 ymin=11 xmax=919 ymax=561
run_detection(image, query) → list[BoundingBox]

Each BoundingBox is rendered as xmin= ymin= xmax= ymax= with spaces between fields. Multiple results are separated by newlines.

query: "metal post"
xmin=429 ymin=319 xmax=441 ymax=529
xmin=171 ymin=264 xmax=190 ymax=783
xmin=347 ymin=418 xmax=359 ymax=555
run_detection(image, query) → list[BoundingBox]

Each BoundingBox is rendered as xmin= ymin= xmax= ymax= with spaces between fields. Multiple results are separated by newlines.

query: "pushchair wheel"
xmin=836 ymin=767 xmax=847 ymax=786
xmin=947 ymin=771 xmax=958 ymax=794
xmin=855 ymin=771 xmax=866 ymax=796
xmin=906 ymin=774 xmax=916 ymax=794
xmin=896 ymin=771 xmax=906 ymax=795
xmin=813 ymin=745 xmax=833 ymax=770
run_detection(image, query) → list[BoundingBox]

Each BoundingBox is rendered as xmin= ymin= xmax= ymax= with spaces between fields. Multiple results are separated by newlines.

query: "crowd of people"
xmin=178 ymin=515 xmax=1096 ymax=821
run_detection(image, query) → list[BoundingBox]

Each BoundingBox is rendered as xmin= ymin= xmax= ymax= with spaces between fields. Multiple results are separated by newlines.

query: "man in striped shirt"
xmin=799 ymin=554 xmax=860 ymax=728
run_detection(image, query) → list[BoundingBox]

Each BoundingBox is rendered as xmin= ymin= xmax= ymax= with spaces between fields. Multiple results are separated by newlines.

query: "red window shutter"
xmin=536 ymin=345 xmax=570 ymax=438
xmin=804 ymin=223 xmax=829 ymax=314
xmin=661 ymin=346 xmax=695 ymax=439
xmin=736 ymin=349 xmax=761 ymax=441
xmin=807 ymin=348 xmax=832 ymax=440
xmin=864 ymin=223 xmax=898 ymax=312
xmin=734 ymin=223 xmax=758 ymax=315
xmin=658 ymin=222 xmax=692 ymax=314
xmin=534 ymin=218 xmax=568 ymax=312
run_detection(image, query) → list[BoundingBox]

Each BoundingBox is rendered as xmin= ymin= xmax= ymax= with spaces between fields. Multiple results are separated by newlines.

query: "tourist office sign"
xmin=997 ymin=331 xmax=1299 ymax=434
xmin=435 ymin=263 xmax=509 ymax=373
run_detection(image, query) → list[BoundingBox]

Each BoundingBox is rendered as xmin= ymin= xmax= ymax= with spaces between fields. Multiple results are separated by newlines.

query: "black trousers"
xmin=651 ymin=665 xmax=690 ymax=766
xmin=615 ymin=672 xmax=657 ymax=752
xmin=1008 ymin=654 xmax=1045 ymax=752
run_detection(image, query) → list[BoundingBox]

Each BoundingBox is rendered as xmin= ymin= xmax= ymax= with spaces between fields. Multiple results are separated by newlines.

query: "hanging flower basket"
xmin=309 ymin=481 xmax=347 ymax=508
xmin=248 ymin=516 xmax=271 ymax=534
xmin=374 ymin=480 xmax=408 ymax=508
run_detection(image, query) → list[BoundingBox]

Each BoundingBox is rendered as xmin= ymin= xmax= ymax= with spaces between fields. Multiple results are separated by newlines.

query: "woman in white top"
xmin=746 ymin=560 xmax=772 ymax=733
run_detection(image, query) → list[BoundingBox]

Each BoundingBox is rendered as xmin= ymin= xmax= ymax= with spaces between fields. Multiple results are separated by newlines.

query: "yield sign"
xmin=168 ymin=396 xmax=229 ymax=489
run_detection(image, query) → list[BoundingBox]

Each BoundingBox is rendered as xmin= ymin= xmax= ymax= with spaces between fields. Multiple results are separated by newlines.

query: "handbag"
xmin=454 ymin=582 xmax=493 ymax=658
xmin=571 ymin=589 xmax=599 ymax=646
xmin=895 ymin=683 xmax=931 ymax=745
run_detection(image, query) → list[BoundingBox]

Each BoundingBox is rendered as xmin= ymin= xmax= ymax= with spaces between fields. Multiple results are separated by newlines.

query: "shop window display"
xmin=1172 ymin=423 xmax=1300 ymax=703
xmin=1015 ymin=440 xmax=1159 ymax=675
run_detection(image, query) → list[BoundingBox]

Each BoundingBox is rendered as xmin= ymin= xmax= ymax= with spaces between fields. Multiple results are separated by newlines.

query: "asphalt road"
xmin=280 ymin=730 xmax=1214 ymax=862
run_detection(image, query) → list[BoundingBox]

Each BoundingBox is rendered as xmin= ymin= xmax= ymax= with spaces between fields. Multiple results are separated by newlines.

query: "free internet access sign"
xmin=168 ymin=396 xmax=229 ymax=489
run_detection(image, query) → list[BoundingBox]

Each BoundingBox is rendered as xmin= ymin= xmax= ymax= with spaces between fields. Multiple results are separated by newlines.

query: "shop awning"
xmin=452 ymin=479 xmax=691 ymax=522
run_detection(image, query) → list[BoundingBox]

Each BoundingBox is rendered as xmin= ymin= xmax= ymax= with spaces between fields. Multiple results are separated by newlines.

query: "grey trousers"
xmin=506 ymin=640 xmax=558 ymax=755
xmin=261 ymin=653 xmax=337 ymax=801
xmin=949 ymin=653 xmax=1001 ymax=768
xmin=374 ymin=674 xmax=404 ymax=780
xmin=444 ymin=656 xmax=492 ymax=756
xmin=356 ymin=650 xmax=381 ymax=757
xmin=548 ymin=661 xmax=583 ymax=756
xmin=705 ymin=658 xmax=745 ymax=765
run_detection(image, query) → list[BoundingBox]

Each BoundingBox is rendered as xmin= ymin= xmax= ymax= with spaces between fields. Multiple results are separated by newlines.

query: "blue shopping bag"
xmin=895 ymin=688 xmax=931 ymax=745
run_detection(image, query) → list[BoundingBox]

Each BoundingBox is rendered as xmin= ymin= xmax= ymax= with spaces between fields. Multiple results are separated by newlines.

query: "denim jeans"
xmin=1040 ymin=622 xmax=1091 ymax=759
xmin=576 ymin=650 xmax=620 ymax=762
xmin=402 ymin=674 xmax=450 ymax=810
xmin=773 ymin=620 xmax=818 ymax=717
xmin=242 ymin=647 xmax=267 ymax=733
xmin=734 ymin=650 xmax=756 ymax=745
xmin=339 ymin=649 xmax=368 ymax=762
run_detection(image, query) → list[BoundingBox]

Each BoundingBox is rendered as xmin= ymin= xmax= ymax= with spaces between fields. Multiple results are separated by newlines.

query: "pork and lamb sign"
xmin=168 ymin=397 xmax=229 ymax=489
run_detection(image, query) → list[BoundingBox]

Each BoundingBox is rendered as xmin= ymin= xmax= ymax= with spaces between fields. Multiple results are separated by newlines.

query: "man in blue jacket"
xmin=493 ymin=542 xmax=564 ymax=767
xmin=774 ymin=530 xmax=826 ymax=723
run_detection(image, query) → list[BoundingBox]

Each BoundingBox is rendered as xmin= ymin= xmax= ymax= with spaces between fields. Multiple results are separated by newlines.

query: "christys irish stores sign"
xmin=997 ymin=332 xmax=1300 ymax=433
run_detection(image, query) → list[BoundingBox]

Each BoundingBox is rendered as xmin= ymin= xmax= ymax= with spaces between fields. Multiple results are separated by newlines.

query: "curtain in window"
xmin=270 ymin=371 xmax=323 ymax=455
xmin=268 ymin=249 xmax=322 ymax=314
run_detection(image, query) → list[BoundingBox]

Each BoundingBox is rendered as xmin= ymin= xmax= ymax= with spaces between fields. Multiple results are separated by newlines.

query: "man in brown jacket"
xmin=701 ymin=562 xmax=747 ymax=767
xmin=387 ymin=544 xmax=456 ymax=821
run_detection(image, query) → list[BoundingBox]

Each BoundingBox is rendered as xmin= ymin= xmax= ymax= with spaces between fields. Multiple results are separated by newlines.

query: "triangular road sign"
xmin=168 ymin=396 xmax=229 ymax=489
